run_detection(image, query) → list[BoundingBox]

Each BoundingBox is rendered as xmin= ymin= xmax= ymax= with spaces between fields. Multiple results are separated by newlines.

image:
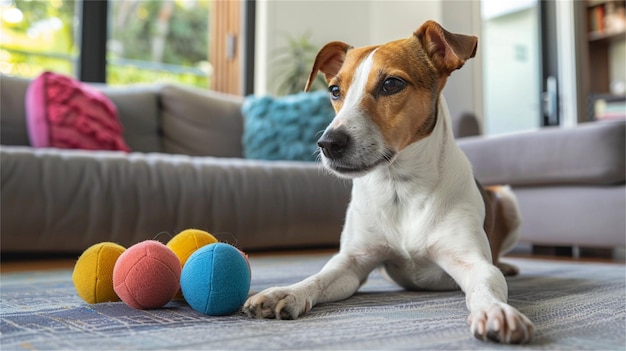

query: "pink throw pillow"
xmin=25 ymin=72 xmax=130 ymax=152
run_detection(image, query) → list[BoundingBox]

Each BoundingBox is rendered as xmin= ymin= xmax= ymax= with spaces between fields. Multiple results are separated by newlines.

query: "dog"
xmin=243 ymin=20 xmax=534 ymax=344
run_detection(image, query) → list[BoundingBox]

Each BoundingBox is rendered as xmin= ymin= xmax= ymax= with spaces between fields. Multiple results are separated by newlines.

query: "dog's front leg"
xmin=243 ymin=252 xmax=379 ymax=320
xmin=437 ymin=251 xmax=534 ymax=344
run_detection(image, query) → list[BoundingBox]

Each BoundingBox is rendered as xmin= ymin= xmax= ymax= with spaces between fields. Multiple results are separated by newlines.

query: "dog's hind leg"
xmin=489 ymin=186 xmax=522 ymax=276
xmin=480 ymin=184 xmax=522 ymax=276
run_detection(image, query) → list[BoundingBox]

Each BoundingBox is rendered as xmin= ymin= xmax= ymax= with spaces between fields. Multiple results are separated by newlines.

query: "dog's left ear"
xmin=414 ymin=20 xmax=477 ymax=75
xmin=305 ymin=41 xmax=352 ymax=92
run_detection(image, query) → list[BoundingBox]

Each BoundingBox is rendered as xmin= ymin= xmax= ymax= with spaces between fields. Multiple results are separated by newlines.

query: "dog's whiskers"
xmin=383 ymin=151 xmax=394 ymax=165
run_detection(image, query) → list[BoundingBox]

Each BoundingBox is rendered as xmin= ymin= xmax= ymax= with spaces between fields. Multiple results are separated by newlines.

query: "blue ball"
xmin=180 ymin=243 xmax=251 ymax=316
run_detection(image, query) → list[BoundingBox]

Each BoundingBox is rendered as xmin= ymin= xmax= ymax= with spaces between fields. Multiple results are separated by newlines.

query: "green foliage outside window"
xmin=0 ymin=0 xmax=76 ymax=77
xmin=1 ymin=0 xmax=210 ymax=88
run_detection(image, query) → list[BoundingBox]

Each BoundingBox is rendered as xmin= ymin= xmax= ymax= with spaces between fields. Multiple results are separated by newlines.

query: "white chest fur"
xmin=340 ymin=98 xmax=483 ymax=290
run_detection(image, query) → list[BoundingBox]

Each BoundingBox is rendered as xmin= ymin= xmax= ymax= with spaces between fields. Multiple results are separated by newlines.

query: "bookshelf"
xmin=583 ymin=0 xmax=626 ymax=121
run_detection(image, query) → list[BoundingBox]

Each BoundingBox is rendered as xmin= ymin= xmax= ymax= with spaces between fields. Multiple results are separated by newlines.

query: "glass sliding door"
xmin=481 ymin=0 xmax=543 ymax=135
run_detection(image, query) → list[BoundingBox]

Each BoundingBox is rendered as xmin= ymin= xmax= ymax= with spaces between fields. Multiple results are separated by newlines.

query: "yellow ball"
xmin=72 ymin=242 xmax=126 ymax=304
xmin=167 ymin=229 xmax=218 ymax=267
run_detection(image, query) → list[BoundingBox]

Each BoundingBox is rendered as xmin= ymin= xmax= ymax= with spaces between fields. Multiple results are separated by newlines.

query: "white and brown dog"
xmin=243 ymin=20 xmax=534 ymax=344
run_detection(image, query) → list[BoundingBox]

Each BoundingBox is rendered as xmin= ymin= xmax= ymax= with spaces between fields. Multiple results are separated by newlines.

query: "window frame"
xmin=77 ymin=0 xmax=254 ymax=94
xmin=78 ymin=0 xmax=107 ymax=82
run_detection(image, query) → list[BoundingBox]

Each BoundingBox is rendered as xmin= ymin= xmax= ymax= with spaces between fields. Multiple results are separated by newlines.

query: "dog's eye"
xmin=329 ymin=85 xmax=341 ymax=100
xmin=381 ymin=77 xmax=405 ymax=95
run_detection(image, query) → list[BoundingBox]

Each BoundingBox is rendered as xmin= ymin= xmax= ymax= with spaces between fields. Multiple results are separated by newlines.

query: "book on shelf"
xmin=594 ymin=96 xmax=626 ymax=120
xmin=588 ymin=1 xmax=626 ymax=37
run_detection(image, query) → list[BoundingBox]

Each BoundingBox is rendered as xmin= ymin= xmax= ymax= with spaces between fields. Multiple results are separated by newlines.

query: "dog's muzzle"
xmin=317 ymin=127 xmax=396 ymax=178
xmin=317 ymin=129 xmax=350 ymax=160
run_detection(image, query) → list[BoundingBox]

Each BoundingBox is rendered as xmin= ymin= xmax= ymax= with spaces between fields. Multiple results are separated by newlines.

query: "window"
xmin=1 ymin=0 xmax=253 ymax=93
xmin=107 ymin=0 xmax=210 ymax=87
xmin=0 ymin=0 xmax=78 ymax=78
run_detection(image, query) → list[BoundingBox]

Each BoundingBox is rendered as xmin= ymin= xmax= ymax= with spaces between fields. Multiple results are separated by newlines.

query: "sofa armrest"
xmin=457 ymin=120 xmax=625 ymax=186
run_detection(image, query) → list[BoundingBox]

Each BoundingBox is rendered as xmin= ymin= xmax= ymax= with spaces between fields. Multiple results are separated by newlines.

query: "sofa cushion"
xmin=160 ymin=85 xmax=244 ymax=157
xmin=1 ymin=75 xmax=31 ymax=146
xmin=0 ymin=146 xmax=351 ymax=252
xmin=25 ymin=72 xmax=130 ymax=152
xmin=458 ymin=120 xmax=626 ymax=186
xmin=242 ymin=90 xmax=334 ymax=161
xmin=96 ymin=85 xmax=163 ymax=153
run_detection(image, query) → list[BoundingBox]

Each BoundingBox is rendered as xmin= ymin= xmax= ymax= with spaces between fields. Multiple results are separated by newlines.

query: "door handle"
xmin=543 ymin=76 xmax=558 ymax=126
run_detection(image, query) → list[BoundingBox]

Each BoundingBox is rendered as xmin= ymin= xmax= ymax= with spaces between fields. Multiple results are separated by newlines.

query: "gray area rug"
xmin=1 ymin=253 xmax=625 ymax=350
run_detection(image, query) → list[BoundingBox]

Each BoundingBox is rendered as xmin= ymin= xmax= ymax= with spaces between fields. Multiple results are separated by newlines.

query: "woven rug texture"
xmin=1 ymin=253 xmax=625 ymax=350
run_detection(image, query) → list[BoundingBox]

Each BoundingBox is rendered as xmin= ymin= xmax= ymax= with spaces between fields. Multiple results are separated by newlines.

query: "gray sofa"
xmin=1 ymin=74 xmax=624 ymax=256
xmin=458 ymin=121 xmax=625 ymax=254
xmin=1 ymin=75 xmax=352 ymax=253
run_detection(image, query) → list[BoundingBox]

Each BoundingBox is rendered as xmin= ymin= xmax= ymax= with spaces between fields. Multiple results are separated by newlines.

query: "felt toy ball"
xmin=166 ymin=229 xmax=218 ymax=267
xmin=181 ymin=243 xmax=251 ymax=316
xmin=72 ymin=242 xmax=126 ymax=304
xmin=113 ymin=240 xmax=181 ymax=309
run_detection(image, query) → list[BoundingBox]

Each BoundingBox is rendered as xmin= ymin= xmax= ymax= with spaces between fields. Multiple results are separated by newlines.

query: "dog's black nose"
xmin=317 ymin=129 xmax=350 ymax=159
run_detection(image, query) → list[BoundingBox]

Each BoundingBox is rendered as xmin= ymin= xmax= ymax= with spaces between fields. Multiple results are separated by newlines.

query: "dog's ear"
xmin=305 ymin=41 xmax=352 ymax=92
xmin=414 ymin=20 xmax=477 ymax=75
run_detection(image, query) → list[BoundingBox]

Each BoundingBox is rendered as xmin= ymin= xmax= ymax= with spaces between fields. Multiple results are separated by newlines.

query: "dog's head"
xmin=306 ymin=20 xmax=477 ymax=178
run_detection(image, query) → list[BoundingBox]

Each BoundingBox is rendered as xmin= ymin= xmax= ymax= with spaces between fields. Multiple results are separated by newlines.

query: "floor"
xmin=0 ymin=248 xmax=339 ymax=273
xmin=2 ymin=246 xmax=624 ymax=274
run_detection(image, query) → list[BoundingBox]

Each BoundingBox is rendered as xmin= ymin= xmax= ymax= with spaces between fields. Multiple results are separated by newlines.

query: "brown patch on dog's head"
xmin=308 ymin=21 xmax=478 ymax=169
xmin=359 ymin=37 xmax=440 ymax=150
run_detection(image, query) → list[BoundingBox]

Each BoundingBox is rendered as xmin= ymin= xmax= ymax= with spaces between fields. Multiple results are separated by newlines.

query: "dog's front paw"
xmin=243 ymin=287 xmax=312 ymax=320
xmin=469 ymin=303 xmax=534 ymax=344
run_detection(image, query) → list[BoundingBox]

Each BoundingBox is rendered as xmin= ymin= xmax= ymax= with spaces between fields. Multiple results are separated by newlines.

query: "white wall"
xmin=369 ymin=1 xmax=441 ymax=44
xmin=441 ymin=0 xmax=483 ymax=127
xmin=254 ymin=0 xmax=441 ymax=95
xmin=253 ymin=0 xmax=589 ymax=136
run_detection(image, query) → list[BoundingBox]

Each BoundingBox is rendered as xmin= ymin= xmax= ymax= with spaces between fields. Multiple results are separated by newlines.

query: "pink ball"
xmin=113 ymin=240 xmax=181 ymax=309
